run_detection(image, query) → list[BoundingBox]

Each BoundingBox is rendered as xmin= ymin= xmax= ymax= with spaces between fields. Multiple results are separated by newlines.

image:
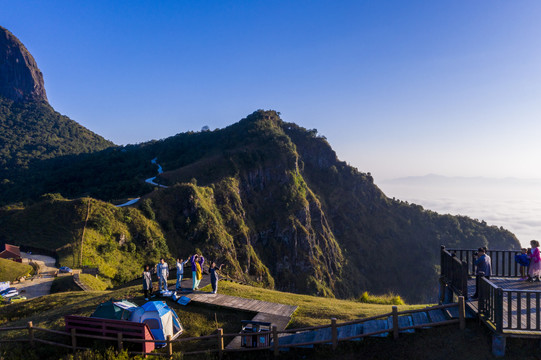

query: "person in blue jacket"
xmin=515 ymin=248 xmax=530 ymax=280
xmin=472 ymin=248 xmax=491 ymax=299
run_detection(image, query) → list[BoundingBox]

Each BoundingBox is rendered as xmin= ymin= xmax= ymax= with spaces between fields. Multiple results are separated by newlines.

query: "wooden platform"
xmin=184 ymin=287 xmax=297 ymax=349
xmin=466 ymin=277 xmax=541 ymax=334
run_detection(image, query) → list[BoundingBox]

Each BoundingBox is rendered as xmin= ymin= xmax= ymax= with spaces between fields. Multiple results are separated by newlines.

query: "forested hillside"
xmin=0 ymin=110 xmax=520 ymax=302
xmin=0 ymin=97 xmax=113 ymax=175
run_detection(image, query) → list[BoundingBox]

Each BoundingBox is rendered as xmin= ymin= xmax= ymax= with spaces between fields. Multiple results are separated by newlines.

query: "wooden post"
xmin=392 ymin=306 xmax=399 ymax=339
xmin=27 ymin=321 xmax=34 ymax=347
xmin=71 ymin=328 xmax=77 ymax=353
xmin=217 ymin=328 xmax=224 ymax=360
xmin=117 ymin=332 xmax=123 ymax=351
xmin=458 ymin=296 xmax=466 ymax=330
xmin=273 ymin=325 xmax=279 ymax=357
xmin=461 ymin=260 xmax=469 ymax=298
xmin=167 ymin=335 xmax=173 ymax=359
xmin=495 ymin=288 xmax=504 ymax=333
xmin=331 ymin=318 xmax=337 ymax=350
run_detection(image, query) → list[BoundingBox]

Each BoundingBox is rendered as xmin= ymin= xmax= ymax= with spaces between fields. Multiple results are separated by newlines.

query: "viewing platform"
xmin=440 ymin=246 xmax=541 ymax=356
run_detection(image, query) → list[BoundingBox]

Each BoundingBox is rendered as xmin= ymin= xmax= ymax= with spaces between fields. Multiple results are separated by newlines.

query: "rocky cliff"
xmin=0 ymin=26 xmax=47 ymax=103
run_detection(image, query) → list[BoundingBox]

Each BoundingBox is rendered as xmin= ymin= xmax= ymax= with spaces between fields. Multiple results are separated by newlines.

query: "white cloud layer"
xmin=379 ymin=176 xmax=541 ymax=248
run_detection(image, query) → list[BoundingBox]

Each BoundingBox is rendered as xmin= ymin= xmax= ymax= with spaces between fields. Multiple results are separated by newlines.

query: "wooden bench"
xmin=65 ymin=315 xmax=155 ymax=353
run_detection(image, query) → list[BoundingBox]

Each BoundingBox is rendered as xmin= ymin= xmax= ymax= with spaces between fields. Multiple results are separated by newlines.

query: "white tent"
xmin=130 ymin=301 xmax=183 ymax=342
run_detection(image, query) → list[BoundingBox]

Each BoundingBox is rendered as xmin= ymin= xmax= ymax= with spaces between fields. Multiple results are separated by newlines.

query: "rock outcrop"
xmin=0 ymin=26 xmax=48 ymax=102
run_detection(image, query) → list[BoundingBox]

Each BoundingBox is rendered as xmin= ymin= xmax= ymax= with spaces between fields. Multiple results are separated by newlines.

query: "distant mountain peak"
xmin=0 ymin=26 xmax=48 ymax=103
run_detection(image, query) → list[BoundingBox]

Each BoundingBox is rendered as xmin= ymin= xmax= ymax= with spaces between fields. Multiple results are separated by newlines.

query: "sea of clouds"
xmin=378 ymin=175 xmax=541 ymax=248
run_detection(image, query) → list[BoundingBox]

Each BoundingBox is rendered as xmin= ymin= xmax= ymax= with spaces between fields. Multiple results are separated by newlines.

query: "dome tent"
xmin=91 ymin=299 xmax=138 ymax=321
xmin=131 ymin=301 xmax=183 ymax=343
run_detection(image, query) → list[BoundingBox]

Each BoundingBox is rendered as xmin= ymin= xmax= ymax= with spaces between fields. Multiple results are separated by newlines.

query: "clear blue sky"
xmin=2 ymin=1 xmax=541 ymax=180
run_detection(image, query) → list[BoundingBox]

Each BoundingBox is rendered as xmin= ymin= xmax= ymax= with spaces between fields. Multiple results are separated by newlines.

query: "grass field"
xmin=0 ymin=258 xmax=32 ymax=282
xmin=78 ymin=274 xmax=109 ymax=291
xmin=202 ymin=281 xmax=427 ymax=327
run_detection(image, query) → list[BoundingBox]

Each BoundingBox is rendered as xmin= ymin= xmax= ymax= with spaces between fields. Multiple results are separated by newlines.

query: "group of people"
xmin=472 ymin=240 xmax=541 ymax=299
xmin=515 ymin=240 xmax=541 ymax=282
xmin=142 ymin=255 xmax=224 ymax=300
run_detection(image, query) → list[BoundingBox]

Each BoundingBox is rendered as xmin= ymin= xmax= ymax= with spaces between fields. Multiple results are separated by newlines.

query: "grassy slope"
xmin=78 ymin=274 xmax=108 ymax=291
xmin=0 ymin=258 xmax=32 ymax=282
xmin=200 ymin=281 xmax=426 ymax=327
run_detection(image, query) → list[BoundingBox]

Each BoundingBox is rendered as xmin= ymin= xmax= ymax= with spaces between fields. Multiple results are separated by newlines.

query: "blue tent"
xmin=131 ymin=301 xmax=183 ymax=342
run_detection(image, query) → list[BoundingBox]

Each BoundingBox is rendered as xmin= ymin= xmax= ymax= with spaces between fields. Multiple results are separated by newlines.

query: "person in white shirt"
xmin=175 ymin=257 xmax=190 ymax=291
xmin=156 ymin=258 xmax=169 ymax=292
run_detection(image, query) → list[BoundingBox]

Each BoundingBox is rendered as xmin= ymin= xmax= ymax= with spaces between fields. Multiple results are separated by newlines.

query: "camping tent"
xmin=91 ymin=299 xmax=138 ymax=321
xmin=130 ymin=301 xmax=183 ymax=342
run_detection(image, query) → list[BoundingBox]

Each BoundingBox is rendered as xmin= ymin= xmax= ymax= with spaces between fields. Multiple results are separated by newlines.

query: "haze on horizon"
xmin=2 ymin=1 xmax=541 ymax=232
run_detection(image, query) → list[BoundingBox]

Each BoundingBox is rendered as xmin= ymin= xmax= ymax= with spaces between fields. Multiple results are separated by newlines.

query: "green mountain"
xmin=0 ymin=110 xmax=520 ymax=302
xmin=0 ymin=26 xmax=520 ymax=303
xmin=0 ymin=98 xmax=114 ymax=174
xmin=0 ymin=25 xmax=113 ymax=177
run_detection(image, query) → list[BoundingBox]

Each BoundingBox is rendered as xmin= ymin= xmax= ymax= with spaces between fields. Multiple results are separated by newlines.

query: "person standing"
xmin=156 ymin=258 xmax=169 ymax=292
xmin=528 ymin=240 xmax=541 ymax=282
xmin=472 ymin=248 xmax=492 ymax=299
xmin=209 ymin=261 xmax=224 ymax=294
xmin=191 ymin=254 xmax=205 ymax=291
xmin=142 ymin=265 xmax=154 ymax=300
xmin=176 ymin=257 xmax=190 ymax=291
xmin=515 ymin=248 xmax=530 ymax=280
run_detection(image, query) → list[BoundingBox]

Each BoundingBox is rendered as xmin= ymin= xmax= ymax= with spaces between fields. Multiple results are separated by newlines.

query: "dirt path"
xmin=12 ymin=252 xmax=59 ymax=299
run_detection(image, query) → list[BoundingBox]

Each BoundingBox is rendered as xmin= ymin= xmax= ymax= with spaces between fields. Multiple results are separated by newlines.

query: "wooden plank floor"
xmin=185 ymin=292 xmax=297 ymax=317
xmin=466 ymin=277 xmax=541 ymax=333
xmin=183 ymin=281 xmax=297 ymax=349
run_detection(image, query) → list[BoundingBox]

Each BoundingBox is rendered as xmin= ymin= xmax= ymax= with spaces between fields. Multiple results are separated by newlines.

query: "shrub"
xmin=358 ymin=291 xmax=405 ymax=305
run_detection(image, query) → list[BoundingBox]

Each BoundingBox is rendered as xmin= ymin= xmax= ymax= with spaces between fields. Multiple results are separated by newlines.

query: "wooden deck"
xmin=183 ymin=285 xmax=297 ymax=349
xmin=466 ymin=277 xmax=541 ymax=335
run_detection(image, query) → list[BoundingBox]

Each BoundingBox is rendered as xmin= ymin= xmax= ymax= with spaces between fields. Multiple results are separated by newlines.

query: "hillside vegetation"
xmin=0 ymin=258 xmax=32 ymax=282
xmin=0 ymin=196 xmax=169 ymax=285
xmin=0 ymin=110 xmax=521 ymax=302
xmin=0 ymin=97 xmax=113 ymax=173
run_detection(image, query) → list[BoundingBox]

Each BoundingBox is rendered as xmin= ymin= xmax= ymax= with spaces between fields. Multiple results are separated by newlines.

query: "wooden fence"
xmin=440 ymin=246 xmax=468 ymax=298
xmin=478 ymin=277 xmax=541 ymax=334
xmin=446 ymin=247 xmax=523 ymax=277
xmin=0 ymin=299 xmax=466 ymax=358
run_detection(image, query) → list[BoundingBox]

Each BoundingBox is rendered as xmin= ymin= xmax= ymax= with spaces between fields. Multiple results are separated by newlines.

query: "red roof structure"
xmin=0 ymin=244 xmax=21 ymax=260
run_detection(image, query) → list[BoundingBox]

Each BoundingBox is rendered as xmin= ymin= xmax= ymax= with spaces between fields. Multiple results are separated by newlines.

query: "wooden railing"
xmin=440 ymin=246 xmax=468 ymax=297
xmin=446 ymin=247 xmax=522 ymax=277
xmin=0 ymin=299 xmax=466 ymax=358
xmin=478 ymin=277 xmax=541 ymax=334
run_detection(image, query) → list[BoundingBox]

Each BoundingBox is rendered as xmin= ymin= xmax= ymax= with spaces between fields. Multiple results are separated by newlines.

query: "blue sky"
xmin=2 ymin=1 xmax=541 ymax=180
